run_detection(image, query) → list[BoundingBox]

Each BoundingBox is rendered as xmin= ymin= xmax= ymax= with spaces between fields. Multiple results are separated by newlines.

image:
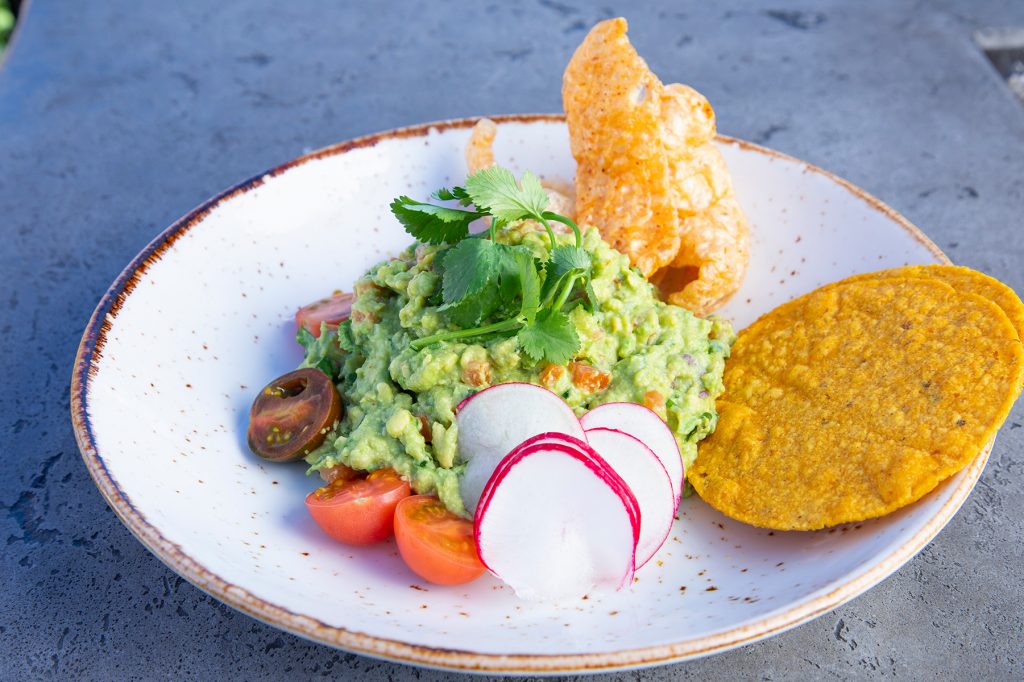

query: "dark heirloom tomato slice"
xmin=295 ymin=292 xmax=354 ymax=337
xmin=247 ymin=368 xmax=342 ymax=462
xmin=318 ymin=462 xmax=359 ymax=484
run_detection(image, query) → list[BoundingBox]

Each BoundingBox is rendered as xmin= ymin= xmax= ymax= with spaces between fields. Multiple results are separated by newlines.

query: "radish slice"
xmin=581 ymin=402 xmax=684 ymax=504
xmin=505 ymin=430 xmax=591 ymax=454
xmin=456 ymin=383 xmax=586 ymax=513
xmin=585 ymin=427 xmax=675 ymax=567
xmin=472 ymin=431 xmax=594 ymax=519
xmin=474 ymin=441 xmax=639 ymax=601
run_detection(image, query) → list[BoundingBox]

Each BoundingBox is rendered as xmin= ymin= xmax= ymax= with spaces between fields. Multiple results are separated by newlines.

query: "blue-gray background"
xmin=2 ymin=1 xmax=1022 ymax=679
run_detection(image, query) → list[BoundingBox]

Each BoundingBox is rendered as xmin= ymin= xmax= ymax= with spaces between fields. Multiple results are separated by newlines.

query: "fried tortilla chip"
xmin=690 ymin=276 xmax=1024 ymax=530
xmin=563 ymin=19 xmax=749 ymax=315
xmin=659 ymin=187 xmax=750 ymax=315
xmin=563 ymin=18 xmax=682 ymax=276
xmin=466 ymin=118 xmax=497 ymax=175
xmin=658 ymin=129 xmax=750 ymax=315
xmin=840 ymin=265 xmax=1024 ymax=340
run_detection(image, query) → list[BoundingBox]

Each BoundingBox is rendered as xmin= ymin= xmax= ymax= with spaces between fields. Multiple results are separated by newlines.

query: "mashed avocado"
xmin=303 ymin=222 xmax=734 ymax=516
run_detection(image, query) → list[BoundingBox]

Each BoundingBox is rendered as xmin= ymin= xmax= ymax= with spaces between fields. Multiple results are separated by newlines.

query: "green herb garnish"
xmin=389 ymin=166 xmax=593 ymax=364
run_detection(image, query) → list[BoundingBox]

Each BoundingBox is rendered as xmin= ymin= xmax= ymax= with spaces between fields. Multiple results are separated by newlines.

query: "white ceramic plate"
xmin=73 ymin=116 xmax=981 ymax=675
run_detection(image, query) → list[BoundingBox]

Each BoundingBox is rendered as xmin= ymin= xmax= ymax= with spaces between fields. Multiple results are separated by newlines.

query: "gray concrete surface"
xmin=2 ymin=0 xmax=1023 ymax=679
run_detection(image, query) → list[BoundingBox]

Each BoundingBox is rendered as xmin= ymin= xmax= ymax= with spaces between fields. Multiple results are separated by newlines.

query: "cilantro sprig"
xmin=389 ymin=166 xmax=593 ymax=365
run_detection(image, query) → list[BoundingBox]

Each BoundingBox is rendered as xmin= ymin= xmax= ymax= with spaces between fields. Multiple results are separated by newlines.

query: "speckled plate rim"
xmin=70 ymin=114 xmax=983 ymax=675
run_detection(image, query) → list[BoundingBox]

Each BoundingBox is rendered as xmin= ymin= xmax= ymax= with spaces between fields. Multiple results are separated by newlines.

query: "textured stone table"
xmin=2 ymin=1 xmax=1023 ymax=679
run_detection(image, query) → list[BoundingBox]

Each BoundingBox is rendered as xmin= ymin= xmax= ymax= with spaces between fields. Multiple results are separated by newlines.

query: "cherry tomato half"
xmin=296 ymin=292 xmax=354 ymax=338
xmin=247 ymin=368 xmax=342 ymax=462
xmin=305 ymin=469 xmax=411 ymax=545
xmin=394 ymin=495 xmax=485 ymax=586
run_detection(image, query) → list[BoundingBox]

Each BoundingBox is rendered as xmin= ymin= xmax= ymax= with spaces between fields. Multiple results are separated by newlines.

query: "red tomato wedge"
xmin=296 ymin=292 xmax=354 ymax=337
xmin=394 ymin=495 xmax=485 ymax=586
xmin=305 ymin=468 xmax=410 ymax=545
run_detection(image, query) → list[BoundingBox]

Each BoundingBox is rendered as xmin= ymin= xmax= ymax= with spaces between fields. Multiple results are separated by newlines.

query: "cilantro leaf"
xmin=389 ymin=196 xmax=483 ymax=244
xmin=549 ymin=245 xmax=592 ymax=276
xmin=517 ymin=250 xmax=541 ymax=324
xmin=391 ymin=166 xmax=595 ymax=354
xmin=440 ymin=238 xmax=499 ymax=306
xmin=444 ymin=292 xmax=501 ymax=328
xmin=464 ymin=167 xmax=549 ymax=223
xmin=517 ymin=309 xmax=579 ymax=364
xmin=542 ymin=245 xmax=592 ymax=300
xmin=493 ymin=244 xmax=524 ymax=306
xmin=432 ymin=186 xmax=473 ymax=206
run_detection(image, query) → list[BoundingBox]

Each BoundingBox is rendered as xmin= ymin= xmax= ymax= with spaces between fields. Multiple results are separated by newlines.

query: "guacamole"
xmin=302 ymin=222 xmax=734 ymax=516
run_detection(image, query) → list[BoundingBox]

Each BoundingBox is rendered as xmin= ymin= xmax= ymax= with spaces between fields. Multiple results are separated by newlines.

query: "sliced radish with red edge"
xmin=581 ymin=402 xmax=684 ymax=504
xmin=474 ymin=440 xmax=639 ymax=601
xmin=456 ymin=383 xmax=586 ymax=513
xmin=472 ymin=431 xmax=594 ymax=522
xmin=585 ymin=427 xmax=675 ymax=567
